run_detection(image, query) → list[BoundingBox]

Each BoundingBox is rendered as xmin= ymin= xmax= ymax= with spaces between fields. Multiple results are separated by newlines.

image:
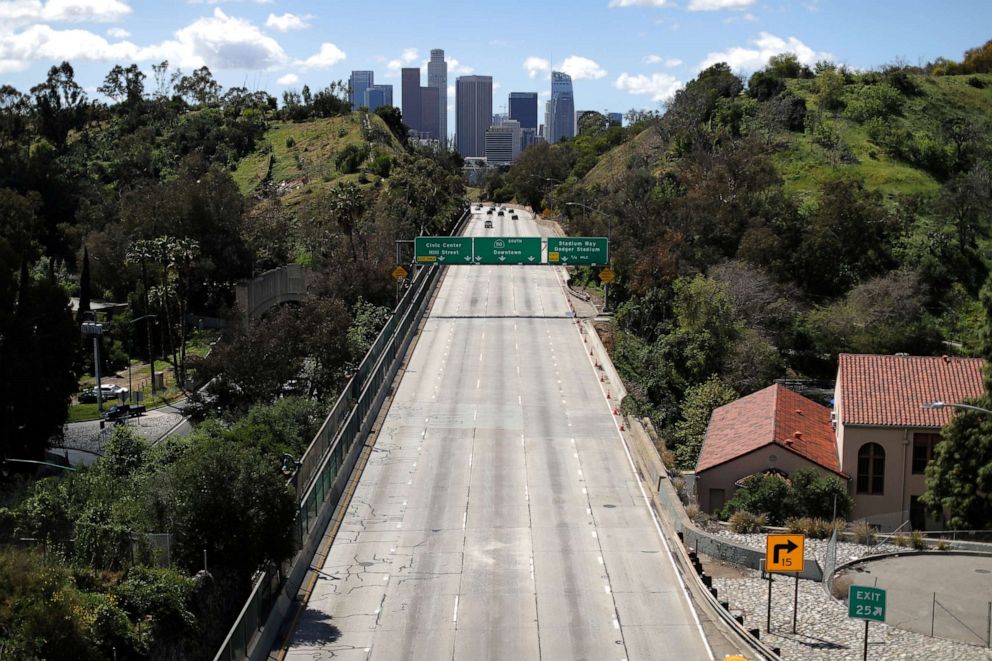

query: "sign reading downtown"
xmin=414 ymin=236 xmax=608 ymax=266
xmin=414 ymin=237 xmax=473 ymax=264
xmin=473 ymin=237 xmax=541 ymax=265
xmin=548 ymin=237 xmax=609 ymax=266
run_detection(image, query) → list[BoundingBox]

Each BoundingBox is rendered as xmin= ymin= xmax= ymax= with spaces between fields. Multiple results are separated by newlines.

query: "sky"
xmin=1 ymin=0 xmax=990 ymax=136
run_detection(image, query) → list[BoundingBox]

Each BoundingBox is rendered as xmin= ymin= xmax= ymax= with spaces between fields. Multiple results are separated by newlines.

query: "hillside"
xmin=232 ymin=111 xmax=405 ymax=205
xmin=582 ymin=71 xmax=992 ymax=202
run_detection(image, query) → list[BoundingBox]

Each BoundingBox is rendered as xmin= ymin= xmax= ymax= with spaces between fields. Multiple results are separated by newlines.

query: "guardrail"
xmin=213 ymin=207 xmax=470 ymax=661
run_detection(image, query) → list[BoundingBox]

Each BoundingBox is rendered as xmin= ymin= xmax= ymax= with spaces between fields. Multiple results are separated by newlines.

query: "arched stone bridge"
xmin=235 ymin=264 xmax=311 ymax=327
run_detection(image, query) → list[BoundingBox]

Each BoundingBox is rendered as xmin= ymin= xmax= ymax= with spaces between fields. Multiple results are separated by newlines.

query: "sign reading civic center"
xmin=414 ymin=237 xmax=473 ymax=264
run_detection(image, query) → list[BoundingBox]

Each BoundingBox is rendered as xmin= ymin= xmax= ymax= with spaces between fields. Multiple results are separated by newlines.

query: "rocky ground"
xmin=704 ymin=531 xmax=992 ymax=660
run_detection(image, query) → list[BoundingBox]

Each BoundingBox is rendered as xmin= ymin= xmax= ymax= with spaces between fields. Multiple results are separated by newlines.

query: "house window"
xmin=912 ymin=433 xmax=940 ymax=474
xmin=857 ymin=443 xmax=885 ymax=495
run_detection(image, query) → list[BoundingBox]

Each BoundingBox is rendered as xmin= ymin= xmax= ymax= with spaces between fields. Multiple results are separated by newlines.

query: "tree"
xmin=672 ymin=376 xmax=737 ymax=468
xmin=30 ymin=61 xmax=87 ymax=148
xmin=815 ymin=65 xmax=846 ymax=116
xmin=375 ymin=105 xmax=409 ymax=144
xmin=923 ymin=273 xmax=992 ymax=528
xmin=173 ymin=66 xmax=222 ymax=106
xmin=98 ymin=63 xmax=145 ymax=107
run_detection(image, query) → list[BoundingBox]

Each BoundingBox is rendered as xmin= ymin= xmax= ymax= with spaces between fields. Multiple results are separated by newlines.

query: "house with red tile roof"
xmin=834 ymin=353 xmax=985 ymax=530
xmin=695 ymin=384 xmax=844 ymax=514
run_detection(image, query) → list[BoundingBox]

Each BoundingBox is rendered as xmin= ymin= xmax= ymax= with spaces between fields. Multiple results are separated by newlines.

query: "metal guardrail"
xmin=213 ymin=208 xmax=469 ymax=661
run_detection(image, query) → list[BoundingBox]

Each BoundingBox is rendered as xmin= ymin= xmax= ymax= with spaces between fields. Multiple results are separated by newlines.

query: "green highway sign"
xmin=849 ymin=585 xmax=886 ymax=622
xmin=548 ymin=237 xmax=609 ymax=266
xmin=473 ymin=237 xmax=542 ymax=265
xmin=415 ymin=237 xmax=473 ymax=264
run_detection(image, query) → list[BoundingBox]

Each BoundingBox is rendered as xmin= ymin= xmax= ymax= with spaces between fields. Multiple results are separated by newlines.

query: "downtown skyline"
xmin=1 ymin=0 xmax=990 ymax=137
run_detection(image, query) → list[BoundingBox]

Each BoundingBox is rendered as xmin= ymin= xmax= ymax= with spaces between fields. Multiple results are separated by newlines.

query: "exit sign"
xmin=849 ymin=585 xmax=886 ymax=622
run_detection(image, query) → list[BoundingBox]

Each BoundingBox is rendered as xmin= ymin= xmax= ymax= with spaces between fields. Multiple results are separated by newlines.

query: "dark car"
xmin=103 ymin=403 xmax=146 ymax=422
xmin=511 ymin=213 xmax=519 ymax=220
xmin=497 ymin=210 xmax=504 ymax=216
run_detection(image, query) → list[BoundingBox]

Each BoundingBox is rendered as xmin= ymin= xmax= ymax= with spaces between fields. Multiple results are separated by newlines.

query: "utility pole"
xmin=81 ymin=321 xmax=105 ymax=411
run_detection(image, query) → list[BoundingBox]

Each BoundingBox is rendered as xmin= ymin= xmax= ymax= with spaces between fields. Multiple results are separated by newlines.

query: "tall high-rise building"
xmin=508 ymin=92 xmax=538 ymax=131
xmin=550 ymin=71 xmax=575 ymax=144
xmin=401 ymin=68 xmax=421 ymax=134
xmin=420 ymin=86 xmax=439 ymax=140
xmin=608 ymin=112 xmax=623 ymax=127
xmin=543 ymin=100 xmax=551 ymax=142
xmin=349 ymin=70 xmax=374 ymax=110
xmin=455 ymin=75 xmax=492 ymax=157
xmin=428 ymin=49 xmax=448 ymax=144
xmin=364 ymin=84 xmax=393 ymax=112
xmin=492 ymin=112 xmax=508 ymax=127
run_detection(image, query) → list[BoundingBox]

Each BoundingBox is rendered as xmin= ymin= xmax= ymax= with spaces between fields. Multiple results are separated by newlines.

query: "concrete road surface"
xmin=282 ymin=208 xmax=713 ymax=661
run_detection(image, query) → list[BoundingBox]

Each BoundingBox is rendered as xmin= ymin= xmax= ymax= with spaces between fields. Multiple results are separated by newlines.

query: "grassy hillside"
xmin=582 ymin=72 xmax=992 ymax=201
xmin=232 ymin=111 xmax=404 ymax=202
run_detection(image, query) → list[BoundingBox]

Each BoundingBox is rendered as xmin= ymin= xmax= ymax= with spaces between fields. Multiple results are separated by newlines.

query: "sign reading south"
xmin=548 ymin=237 xmax=609 ymax=266
xmin=474 ymin=237 xmax=542 ymax=265
xmin=415 ymin=237 xmax=473 ymax=264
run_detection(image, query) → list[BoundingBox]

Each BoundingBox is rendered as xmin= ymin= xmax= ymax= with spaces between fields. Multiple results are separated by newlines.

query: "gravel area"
xmin=706 ymin=530 xmax=992 ymax=660
xmin=56 ymin=399 xmax=188 ymax=459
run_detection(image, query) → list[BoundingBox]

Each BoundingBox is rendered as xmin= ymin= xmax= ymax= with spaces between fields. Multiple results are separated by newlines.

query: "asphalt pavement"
xmin=282 ymin=208 xmax=714 ymax=660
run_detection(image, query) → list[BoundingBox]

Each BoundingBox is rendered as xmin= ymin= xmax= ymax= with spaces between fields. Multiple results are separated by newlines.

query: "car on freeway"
xmin=79 ymin=383 xmax=129 ymax=403
xmin=497 ymin=210 xmax=504 ymax=216
xmin=486 ymin=208 xmax=493 ymax=215
xmin=103 ymin=403 xmax=146 ymax=422
xmin=511 ymin=213 xmax=519 ymax=220
xmin=484 ymin=219 xmax=493 ymax=228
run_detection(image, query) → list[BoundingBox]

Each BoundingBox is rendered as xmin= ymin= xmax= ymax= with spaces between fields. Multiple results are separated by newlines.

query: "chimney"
xmin=793 ymin=431 xmax=803 ymax=441
xmin=942 ymin=354 xmax=950 ymax=364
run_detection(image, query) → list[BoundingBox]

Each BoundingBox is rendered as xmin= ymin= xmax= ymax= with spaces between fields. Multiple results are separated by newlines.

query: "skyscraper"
xmin=550 ymin=71 xmax=575 ymax=144
xmin=349 ymin=70 xmax=374 ymax=110
xmin=364 ymin=84 xmax=393 ymax=112
xmin=455 ymin=75 xmax=492 ymax=157
xmin=428 ymin=49 xmax=447 ymax=145
xmin=508 ymin=92 xmax=538 ymax=131
xmin=401 ymin=68 xmax=421 ymax=134
xmin=420 ymin=86 xmax=439 ymax=140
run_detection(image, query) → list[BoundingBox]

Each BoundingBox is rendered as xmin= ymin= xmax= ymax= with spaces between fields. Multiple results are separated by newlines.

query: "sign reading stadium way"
xmin=414 ymin=237 xmax=473 ymax=264
xmin=413 ymin=236 xmax=609 ymax=266
xmin=473 ymin=237 xmax=542 ymax=265
xmin=548 ymin=237 xmax=609 ymax=266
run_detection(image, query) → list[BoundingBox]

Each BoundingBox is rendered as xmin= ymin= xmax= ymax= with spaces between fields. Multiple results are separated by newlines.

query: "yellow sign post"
xmin=598 ymin=267 xmax=615 ymax=284
xmin=764 ymin=533 xmax=805 ymax=634
xmin=391 ymin=265 xmax=409 ymax=282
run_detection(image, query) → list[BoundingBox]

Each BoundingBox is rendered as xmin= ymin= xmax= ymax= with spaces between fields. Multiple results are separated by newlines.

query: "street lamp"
xmin=921 ymin=401 xmax=992 ymax=416
xmin=564 ymin=202 xmax=614 ymax=313
xmin=81 ymin=320 xmax=105 ymax=411
xmin=128 ymin=314 xmax=157 ymax=402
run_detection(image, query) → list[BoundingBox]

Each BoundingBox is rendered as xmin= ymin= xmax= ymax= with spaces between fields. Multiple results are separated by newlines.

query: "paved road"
xmin=283 ymin=208 xmax=713 ymax=660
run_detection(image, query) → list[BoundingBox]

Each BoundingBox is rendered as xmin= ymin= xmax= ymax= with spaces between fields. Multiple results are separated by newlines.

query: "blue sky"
xmin=1 ymin=0 xmax=989 ymax=134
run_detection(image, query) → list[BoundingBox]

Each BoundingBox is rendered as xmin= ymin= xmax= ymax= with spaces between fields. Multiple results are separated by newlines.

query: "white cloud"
xmin=665 ymin=57 xmax=683 ymax=67
xmin=700 ymin=31 xmax=831 ymax=72
xmin=614 ymin=72 xmax=682 ymax=101
xmin=0 ymin=0 xmax=132 ymax=25
xmin=523 ymin=56 xmax=549 ymax=79
xmin=155 ymin=8 xmax=287 ymax=69
xmin=0 ymin=23 xmax=139 ymax=70
xmin=448 ymin=57 xmax=473 ymax=75
xmin=385 ymin=47 xmax=419 ymax=76
xmin=265 ymin=12 xmax=311 ymax=32
xmin=106 ymin=26 xmax=129 ymax=38
xmin=559 ymin=55 xmax=606 ymax=80
xmin=688 ymin=0 xmax=754 ymax=10
xmin=298 ymin=42 xmax=345 ymax=68
xmin=643 ymin=54 xmax=662 ymax=64
xmin=493 ymin=81 xmax=501 ymax=90
xmin=608 ymin=0 xmax=670 ymax=7
xmin=446 ymin=84 xmax=455 ymax=96
xmin=276 ymin=72 xmax=298 ymax=85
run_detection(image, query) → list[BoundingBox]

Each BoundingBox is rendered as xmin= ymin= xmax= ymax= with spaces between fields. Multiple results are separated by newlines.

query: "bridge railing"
xmin=214 ymin=207 xmax=469 ymax=661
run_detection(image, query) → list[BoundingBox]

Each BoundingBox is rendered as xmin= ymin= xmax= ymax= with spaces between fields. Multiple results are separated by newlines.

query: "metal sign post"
xmin=764 ymin=533 xmax=805 ymax=634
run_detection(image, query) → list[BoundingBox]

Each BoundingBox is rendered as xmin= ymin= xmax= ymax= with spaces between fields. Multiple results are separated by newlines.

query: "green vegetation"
xmin=721 ymin=469 xmax=853 ymax=525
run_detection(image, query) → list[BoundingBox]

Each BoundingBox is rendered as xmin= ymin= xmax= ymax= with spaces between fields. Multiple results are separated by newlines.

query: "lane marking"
xmin=453 ymin=595 xmax=460 ymax=624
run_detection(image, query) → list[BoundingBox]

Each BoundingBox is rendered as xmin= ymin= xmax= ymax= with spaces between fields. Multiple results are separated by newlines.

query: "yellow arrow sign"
xmin=391 ymin=265 xmax=409 ymax=281
xmin=599 ymin=267 xmax=615 ymax=284
xmin=765 ymin=533 xmax=805 ymax=573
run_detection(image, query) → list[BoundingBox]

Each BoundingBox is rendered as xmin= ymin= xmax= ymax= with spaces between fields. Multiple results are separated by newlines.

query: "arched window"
xmin=857 ymin=443 xmax=885 ymax=495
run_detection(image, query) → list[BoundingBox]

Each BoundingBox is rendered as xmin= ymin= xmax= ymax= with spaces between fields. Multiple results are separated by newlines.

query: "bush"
xmin=787 ymin=468 xmax=853 ymax=520
xmin=335 ymin=143 xmax=370 ymax=174
xmin=369 ymin=154 xmax=392 ymax=178
xmin=910 ymin=530 xmax=927 ymax=550
xmin=843 ymin=83 xmax=903 ymax=122
xmin=285 ymin=136 xmax=295 ymax=148
xmin=785 ymin=516 xmax=834 ymax=539
xmin=851 ymin=520 xmax=876 ymax=545
xmin=936 ymin=538 xmax=952 ymax=551
xmin=893 ymin=532 xmax=908 ymax=547
xmin=721 ymin=473 xmax=794 ymax=524
xmin=729 ymin=510 xmax=767 ymax=533
xmin=967 ymin=76 xmax=986 ymax=89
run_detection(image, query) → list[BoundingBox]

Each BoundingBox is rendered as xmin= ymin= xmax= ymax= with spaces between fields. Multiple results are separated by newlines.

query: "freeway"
xmin=282 ymin=207 xmax=713 ymax=660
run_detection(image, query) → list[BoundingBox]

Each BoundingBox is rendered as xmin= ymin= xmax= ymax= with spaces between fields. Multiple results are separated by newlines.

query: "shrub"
xmin=785 ymin=516 xmax=834 ymax=539
xmin=369 ymin=154 xmax=392 ymax=178
xmin=721 ymin=473 xmax=794 ymax=524
xmin=729 ymin=510 xmax=767 ymax=534
xmin=936 ymin=538 xmax=952 ymax=551
xmin=967 ymin=76 xmax=986 ymax=89
xmin=285 ymin=136 xmax=295 ymax=148
xmin=787 ymin=468 xmax=853 ymax=520
xmin=893 ymin=532 xmax=908 ymax=547
xmin=672 ymin=477 xmax=688 ymax=505
xmin=910 ymin=530 xmax=927 ymax=550
xmin=843 ymin=83 xmax=903 ymax=122
xmin=851 ymin=520 xmax=876 ymax=545
xmin=335 ymin=143 xmax=370 ymax=174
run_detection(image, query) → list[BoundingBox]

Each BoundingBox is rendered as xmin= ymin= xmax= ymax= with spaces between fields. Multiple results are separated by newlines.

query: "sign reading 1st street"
xmin=849 ymin=585 xmax=886 ymax=622
xmin=473 ymin=237 xmax=542 ymax=265
xmin=415 ymin=236 xmax=473 ymax=264
xmin=548 ymin=237 xmax=609 ymax=266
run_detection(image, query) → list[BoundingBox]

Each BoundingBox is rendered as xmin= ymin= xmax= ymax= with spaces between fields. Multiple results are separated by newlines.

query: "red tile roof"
xmin=696 ymin=384 xmax=841 ymax=475
xmin=837 ymin=354 xmax=986 ymax=428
